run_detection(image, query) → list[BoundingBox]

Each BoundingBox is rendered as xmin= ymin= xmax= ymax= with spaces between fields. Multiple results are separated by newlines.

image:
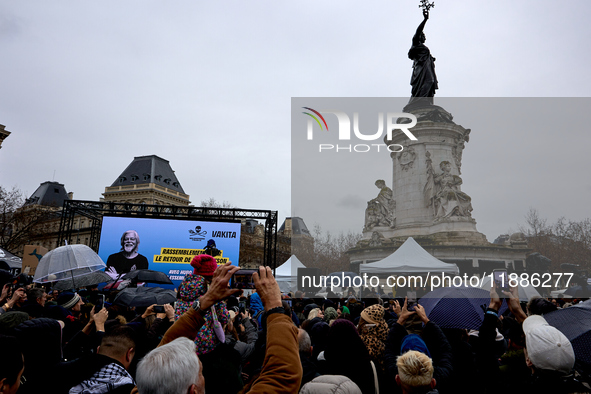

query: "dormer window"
xmin=143 ymin=174 xmax=151 ymax=181
xmin=119 ymin=177 xmax=127 ymax=183
xmin=172 ymin=182 xmax=179 ymax=187
xmin=131 ymin=175 xmax=139 ymax=182
xmin=155 ymin=175 xmax=162 ymax=181
xmin=164 ymin=178 xmax=171 ymax=185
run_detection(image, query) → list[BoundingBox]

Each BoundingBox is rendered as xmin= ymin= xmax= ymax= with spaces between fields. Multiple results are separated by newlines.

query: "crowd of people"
xmin=0 ymin=256 xmax=590 ymax=394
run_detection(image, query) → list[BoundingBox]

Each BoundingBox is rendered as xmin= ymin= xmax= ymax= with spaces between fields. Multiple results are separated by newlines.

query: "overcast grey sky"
xmin=1 ymin=1 xmax=590 ymax=242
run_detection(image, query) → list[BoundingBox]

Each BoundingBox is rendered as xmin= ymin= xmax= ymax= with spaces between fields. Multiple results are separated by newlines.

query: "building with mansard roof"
xmin=102 ymin=155 xmax=190 ymax=205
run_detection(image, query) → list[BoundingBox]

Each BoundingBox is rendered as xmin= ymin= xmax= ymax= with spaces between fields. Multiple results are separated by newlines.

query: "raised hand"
xmin=0 ymin=284 xmax=9 ymax=303
xmin=94 ymin=307 xmax=108 ymax=331
xmin=503 ymin=285 xmax=526 ymax=323
xmin=164 ymin=304 xmax=175 ymax=321
xmin=414 ymin=303 xmax=430 ymax=324
xmin=142 ymin=304 xmax=156 ymax=319
xmin=397 ymin=297 xmax=416 ymax=325
xmin=252 ymin=266 xmax=282 ymax=311
xmin=393 ymin=300 xmax=402 ymax=316
xmin=489 ymin=282 xmax=502 ymax=312
xmin=200 ymin=263 xmax=241 ymax=310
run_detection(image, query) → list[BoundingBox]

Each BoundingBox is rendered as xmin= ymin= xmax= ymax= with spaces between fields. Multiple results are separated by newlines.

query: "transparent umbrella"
xmin=33 ymin=244 xmax=106 ymax=286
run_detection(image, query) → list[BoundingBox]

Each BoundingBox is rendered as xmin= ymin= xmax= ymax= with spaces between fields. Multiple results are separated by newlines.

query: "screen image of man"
xmin=105 ymin=230 xmax=149 ymax=279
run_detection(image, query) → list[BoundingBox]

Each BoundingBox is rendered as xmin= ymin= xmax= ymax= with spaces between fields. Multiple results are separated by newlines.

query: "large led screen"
xmin=98 ymin=216 xmax=241 ymax=288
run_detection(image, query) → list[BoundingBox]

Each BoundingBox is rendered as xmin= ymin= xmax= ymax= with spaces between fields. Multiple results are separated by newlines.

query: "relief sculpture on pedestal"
xmin=424 ymin=151 xmax=473 ymax=221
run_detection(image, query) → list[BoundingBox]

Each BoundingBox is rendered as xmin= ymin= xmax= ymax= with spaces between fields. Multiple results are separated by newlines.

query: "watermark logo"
xmin=302 ymin=108 xmax=418 ymax=153
xmin=302 ymin=107 xmax=329 ymax=133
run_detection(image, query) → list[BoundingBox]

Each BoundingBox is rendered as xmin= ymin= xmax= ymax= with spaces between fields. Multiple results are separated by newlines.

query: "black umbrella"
xmin=122 ymin=269 xmax=173 ymax=285
xmin=52 ymin=271 xmax=113 ymax=291
xmin=113 ymin=287 xmax=177 ymax=307
xmin=564 ymin=285 xmax=591 ymax=298
xmin=544 ymin=299 xmax=591 ymax=371
xmin=420 ymin=286 xmax=507 ymax=330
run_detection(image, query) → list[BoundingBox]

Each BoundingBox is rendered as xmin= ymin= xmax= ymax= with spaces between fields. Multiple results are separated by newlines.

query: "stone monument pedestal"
xmin=351 ymin=104 xmax=529 ymax=275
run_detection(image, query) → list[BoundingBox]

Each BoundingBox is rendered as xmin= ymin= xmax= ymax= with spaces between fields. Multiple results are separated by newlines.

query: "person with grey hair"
xmin=27 ymin=288 xmax=47 ymax=307
xmin=105 ymin=230 xmax=149 ymax=279
xmin=155 ymin=263 xmax=302 ymax=393
xmin=136 ymin=337 xmax=205 ymax=394
xmin=298 ymin=328 xmax=320 ymax=388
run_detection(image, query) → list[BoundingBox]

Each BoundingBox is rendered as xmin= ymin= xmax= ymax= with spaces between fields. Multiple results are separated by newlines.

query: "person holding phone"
xmin=0 ymin=287 xmax=26 ymax=315
xmin=142 ymin=264 xmax=302 ymax=394
xmin=385 ymin=298 xmax=453 ymax=392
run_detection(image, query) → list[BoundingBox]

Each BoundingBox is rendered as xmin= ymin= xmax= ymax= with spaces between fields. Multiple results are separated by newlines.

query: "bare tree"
xmin=519 ymin=208 xmax=591 ymax=273
xmin=521 ymin=208 xmax=550 ymax=237
xmin=200 ymin=197 xmax=234 ymax=208
xmin=0 ymin=186 xmax=24 ymax=249
xmin=0 ymin=185 xmax=59 ymax=255
xmin=302 ymin=224 xmax=362 ymax=274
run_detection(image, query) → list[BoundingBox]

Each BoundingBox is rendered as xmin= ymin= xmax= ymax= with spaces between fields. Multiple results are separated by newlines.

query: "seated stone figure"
xmin=425 ymin=159 xmax=472 ymax=221
xmin=433 ymin=161 xmax=472 ymax=219
xmin=364 ymin=180 xmax=396 ymax=230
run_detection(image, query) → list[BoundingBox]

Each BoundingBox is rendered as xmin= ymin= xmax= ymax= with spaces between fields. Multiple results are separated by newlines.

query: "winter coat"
xmin=160 ymin=307 xmax=303 ymax=394
xmin=300 ymin=375 xmax=362 ymax=394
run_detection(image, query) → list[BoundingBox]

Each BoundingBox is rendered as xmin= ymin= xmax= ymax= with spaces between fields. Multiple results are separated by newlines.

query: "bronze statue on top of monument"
xmin=402 ymin=2 xmax=454 ymax=124
xmin=408 ymin=9 xmax=438 ymax=106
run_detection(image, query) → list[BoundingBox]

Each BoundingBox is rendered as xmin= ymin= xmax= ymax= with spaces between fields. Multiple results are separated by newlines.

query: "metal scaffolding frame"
xmin=58 ymin=200 xmax=278 ymax=268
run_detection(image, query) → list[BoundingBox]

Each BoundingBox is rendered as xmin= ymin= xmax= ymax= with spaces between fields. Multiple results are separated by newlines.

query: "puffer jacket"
xmin=300 ymin=375 xmax=362 ymax=394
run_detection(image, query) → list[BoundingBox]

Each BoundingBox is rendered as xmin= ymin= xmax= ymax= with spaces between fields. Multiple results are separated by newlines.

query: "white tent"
xmin=275 ymin=255 xmax=306 ymax=293
xmin=0 ymin=247 xmax=22 ymax=272
xmin=360 ymin=237 xmax=459 ymax=275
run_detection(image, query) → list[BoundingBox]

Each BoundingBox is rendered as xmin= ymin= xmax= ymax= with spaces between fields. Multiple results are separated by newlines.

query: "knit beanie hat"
xmin=190 ymin=255 xmax=218 ymax=277
xmin=0 ymin=311 xmax=29 ymax=334
xmin=401 ymin=334 xmax=431 ymax=358
xmin=57 ymin=292 xmax=81 ymax=310
xmin=324 ymin=307 xmax=338 ymax=322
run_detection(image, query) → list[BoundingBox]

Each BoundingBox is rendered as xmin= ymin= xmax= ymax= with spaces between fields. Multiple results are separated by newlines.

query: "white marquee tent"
xmin=360 ymin=237 xmax=459 ymax=276
xmin=0 ymin=246 xmax=22 ymax=273
xmin=275 ymin=254 xmax=306 ymax=293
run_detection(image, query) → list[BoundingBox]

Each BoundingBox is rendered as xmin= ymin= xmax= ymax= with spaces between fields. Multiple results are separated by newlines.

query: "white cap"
xmin=523 ymin=315 xmax=575 ymax=374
